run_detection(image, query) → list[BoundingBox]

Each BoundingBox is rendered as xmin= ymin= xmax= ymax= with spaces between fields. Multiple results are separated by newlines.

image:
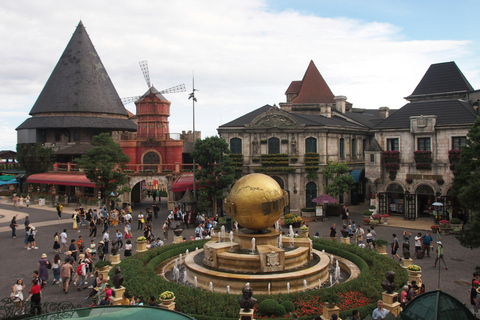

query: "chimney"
xmin=334 ymin=96 xmax=347 ymax=113
xmin=379 ymin=107 xmax=390 ymax=119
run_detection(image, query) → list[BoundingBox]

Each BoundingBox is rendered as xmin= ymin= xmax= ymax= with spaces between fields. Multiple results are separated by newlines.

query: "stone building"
xmin=365 ymin=61 xmax=479 ymax=220
xmin=218 ymin=61 xmax=387 ymax=213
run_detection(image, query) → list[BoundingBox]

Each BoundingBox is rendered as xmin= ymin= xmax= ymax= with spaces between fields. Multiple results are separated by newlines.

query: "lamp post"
xmin=188 ymin=76 xmax=198 ymax=199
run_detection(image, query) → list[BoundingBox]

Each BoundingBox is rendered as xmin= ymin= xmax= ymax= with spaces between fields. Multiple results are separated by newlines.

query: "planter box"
xmin=136 ymin=240 xmax=147 ymax=253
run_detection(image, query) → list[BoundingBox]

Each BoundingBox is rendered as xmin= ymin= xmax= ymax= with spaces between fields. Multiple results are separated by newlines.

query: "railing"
xmin=53 ymin=162 xmax=197 ymax=174
xmin=119 ymin=132 xmax=182 ymax=141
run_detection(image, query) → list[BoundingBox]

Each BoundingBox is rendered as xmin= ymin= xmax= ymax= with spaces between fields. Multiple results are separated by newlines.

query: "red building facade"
xmin=120 ymin=87 xmax=183 ymax=172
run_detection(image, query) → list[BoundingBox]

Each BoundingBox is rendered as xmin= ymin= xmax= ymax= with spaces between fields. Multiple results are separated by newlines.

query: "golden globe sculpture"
xmin=225 ymin=173 xmax=289 ymax=230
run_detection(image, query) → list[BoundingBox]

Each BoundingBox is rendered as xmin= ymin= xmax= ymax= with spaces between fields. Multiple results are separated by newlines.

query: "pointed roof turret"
xmin=17 ymin=21 xmax=136 ymax=132
xmin=28 ymin=20 xmax=129 ymax=116
xmin=406 ymin=61 xmax=474 ymax=101
xmin=286 ymin=60 xmax=335 ymax=104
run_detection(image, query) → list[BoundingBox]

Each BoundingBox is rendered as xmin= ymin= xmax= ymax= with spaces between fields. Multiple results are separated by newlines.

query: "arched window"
xmin=351 ymin=139 xmax=357 ymax=158
xmin=305 ymin=137 xmax=317 ymax=153
xmin=143 ymin=151 xmax=160 ymax=171
xmin=268 ymin=137 xmax=280 ymax=154
xmin=339 ymin=138 xmax=345 ymax=159
xmin=306 ymin=182 xmax=317 ymax=208
xmin=362 ymin=139 xmax=367 ymax=159
xmin=230 ymin=138 xmax=242 ymax=154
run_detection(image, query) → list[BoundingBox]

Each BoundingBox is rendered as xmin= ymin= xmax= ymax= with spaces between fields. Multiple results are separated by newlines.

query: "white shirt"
xmin=102 ymin=233 xmax=110 ymax=242
xmin=60 ymin=232 xmax=67 ymax=243
xmin=415 ymin=236 xmax=422 ymax=247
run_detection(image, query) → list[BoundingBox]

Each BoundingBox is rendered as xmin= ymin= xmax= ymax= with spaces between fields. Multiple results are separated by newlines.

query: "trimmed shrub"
xmin=281 ymin=300 xmax=296 ymax=313
xmin=259 ymin=299 xmax=281 ymax=316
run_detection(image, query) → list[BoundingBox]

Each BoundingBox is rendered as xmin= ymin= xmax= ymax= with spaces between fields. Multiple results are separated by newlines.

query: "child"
xmin=90 ymin=240 xmax=97 ymax=259
xmin=77 ymin=236 xmax=84 ymax=252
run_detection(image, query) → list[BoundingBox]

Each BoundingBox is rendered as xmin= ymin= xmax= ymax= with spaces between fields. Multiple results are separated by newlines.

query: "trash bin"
xmin=226 ymin=217 xmax=232 ymax=231
xmin=39 ymin=198 xmax=45 ymax=206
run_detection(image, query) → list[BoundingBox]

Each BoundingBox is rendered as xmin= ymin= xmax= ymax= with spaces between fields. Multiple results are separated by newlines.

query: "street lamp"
xmin=188 ymin=76 xmax=198 ymax=199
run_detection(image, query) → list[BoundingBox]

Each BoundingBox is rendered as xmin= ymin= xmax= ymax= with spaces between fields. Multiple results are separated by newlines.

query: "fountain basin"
xmin=183 ymin=249 xmax=330 ymax=294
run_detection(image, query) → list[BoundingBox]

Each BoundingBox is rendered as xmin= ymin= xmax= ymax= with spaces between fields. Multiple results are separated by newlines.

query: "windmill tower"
xmin=119 ymin=61 xmax=186 ymax=175
xmin=122 ymin=61 xmax=186 ymax=140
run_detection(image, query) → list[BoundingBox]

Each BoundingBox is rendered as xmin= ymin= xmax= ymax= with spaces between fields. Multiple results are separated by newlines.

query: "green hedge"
xmin=116 ymin=238 xmax=407 ymax=320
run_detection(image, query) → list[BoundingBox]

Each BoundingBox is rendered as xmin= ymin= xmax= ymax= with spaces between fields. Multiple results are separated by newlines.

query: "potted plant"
xmin=407 ymin=264 xmax=422 ymax=276
xmin=370 ymin=219 xmax=380 ymax=226
xmin=159 ymin=290 xmax=175 ymax=305
xmin=299 ymin=225 xmax=309 ymax=237
xmin=284 ymin=214 xmax=303 ymax=228
xmin=136 ymin=236 xmax=148 ymax=252
xmin=373 ymin=239 xmax=389 ymax=254
xmin=450 ymin=218 xmax=462 ymax=227
xmin=436 ymin=179 xmax=445 ymax=185
xmin=430 ymin=225 xmax=439 ymax=232
xmin=95 ymin=260 xmax=112 ymax=271
xmin=405 ymin=178 xmax=413 ymax=184
xmin=380 ymin=214 xmax=390 ymax=223
xmin=362 ymin=218 xmax=371 ymax=225
xmin=323 ymin=291 xmax=341 ymax=308
xmin=439 ymin=220 xmax=453 ymax=235
xmin=371 ymin=214 xmax=380 ymax=221
xmin=363 ymin=210 xmax=373 ymax=218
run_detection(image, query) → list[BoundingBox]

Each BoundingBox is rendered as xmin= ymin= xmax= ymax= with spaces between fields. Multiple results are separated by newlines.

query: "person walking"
xmin=56 ymin=202 xmax=63 ymax=219
xmin=329 ymin=223 xmax=337 ymax=242
xmin=72 ymin=210 xmax=80 ymax=233
xmin=37 ymin=253 xmax=50 ymax=286
xmin=422 ymin=232 xmax=433 ymax=257
xmin=137 ymin=212 xmax=144 ymax=231
xmin=51 ymin=254 xmax=61 ymax=285
xmin=25 ymin=279 xmax=42 ymax=316
xmin=391 ymin=234 xmax=401 ymax=261
xmin=60 ymin=229 xmax=68 ymax=254
xmin=89 ymin=218 xmax=97 ymax=238
xmin=53 ymin=232 xmax=60 ymax=253
xmin=60 ymin=260 xmax=74 ymax=294
xmin=10 ymin=214 xmax=19 ymax=238
xmin=433 ymin=241 xmax=448 ymax=270
xmin=11 ymin=278 xmax=25 ymax=315
xmin=341 ymin=205 xmax=349 ymax=225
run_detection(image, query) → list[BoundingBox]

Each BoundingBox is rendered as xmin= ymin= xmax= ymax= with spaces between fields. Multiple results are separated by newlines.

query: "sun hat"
xmin=437 ymin=241 xmax=442 ymax=245
xmin=41 ymin=253 xmax=47 ymax=258
xmin=67 ymin=251 xmax=72 ymax=255
xmin=99 ymin=241 xmax=104 ymax=244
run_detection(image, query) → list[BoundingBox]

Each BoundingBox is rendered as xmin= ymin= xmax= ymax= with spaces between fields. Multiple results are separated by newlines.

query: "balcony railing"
xmin=119 ymin=132 xmax=182 ymax=141
xmin=53 ymin=162 xmax=197 ymax=174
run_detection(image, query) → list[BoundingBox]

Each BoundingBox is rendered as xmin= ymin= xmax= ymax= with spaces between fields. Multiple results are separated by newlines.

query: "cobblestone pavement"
xmin=0 ymin=199 xmax=478 ymax=310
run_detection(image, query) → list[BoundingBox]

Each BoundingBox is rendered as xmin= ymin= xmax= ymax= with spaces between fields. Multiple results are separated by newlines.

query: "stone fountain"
xmin=160 ymin=174 xmax=359 ymax=294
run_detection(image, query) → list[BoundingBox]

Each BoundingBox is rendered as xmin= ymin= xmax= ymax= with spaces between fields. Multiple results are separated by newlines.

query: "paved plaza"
xmin=0 ymin=199 xmax=478 ymax=310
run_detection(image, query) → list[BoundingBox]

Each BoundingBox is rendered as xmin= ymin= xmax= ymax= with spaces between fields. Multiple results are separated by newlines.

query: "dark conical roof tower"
xmin=17 ymin=21 xmax=136 ymax=132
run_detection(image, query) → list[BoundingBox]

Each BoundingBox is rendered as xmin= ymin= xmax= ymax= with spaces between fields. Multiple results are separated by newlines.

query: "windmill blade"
xmin=121 ymin=96 xmax=142 ymax=105
xmin=139 ymin=60 xmax=151 ymax=88
xmin=159 ymin=83 xmax=186 ymax=94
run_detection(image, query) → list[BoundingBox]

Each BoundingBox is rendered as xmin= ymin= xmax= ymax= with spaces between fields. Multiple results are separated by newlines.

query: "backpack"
xmin=77 ymin=263 xmax=84 ymax=276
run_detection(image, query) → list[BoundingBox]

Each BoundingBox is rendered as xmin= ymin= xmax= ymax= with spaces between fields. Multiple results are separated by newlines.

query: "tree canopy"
xmin=452 ymin=116 xmax=480 ymax=249
xmin=76 ymin=133 xmax=130 ymax=209
xmin=17 ymin=143 xmax=53 ymax=176
xmin=191 ymin=136 xmax=235 ymax=215
xmin=323 ymin=161 xmax=355 ymax=198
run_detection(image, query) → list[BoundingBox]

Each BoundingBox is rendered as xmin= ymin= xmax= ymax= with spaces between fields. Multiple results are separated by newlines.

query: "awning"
xmin=350 ymin=169 xmax=364 ymax=183
xmin=27 ymin=173 xmax=96 ymax=187
xmin=0 ymin=179 xmax=18 ymax=185
xmin=172 ymin=176 xmax=199 ymax=193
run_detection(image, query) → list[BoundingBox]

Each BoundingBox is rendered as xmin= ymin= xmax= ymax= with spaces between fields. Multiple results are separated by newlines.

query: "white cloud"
xmin=0 ymin=0 xmax=477 ymax=150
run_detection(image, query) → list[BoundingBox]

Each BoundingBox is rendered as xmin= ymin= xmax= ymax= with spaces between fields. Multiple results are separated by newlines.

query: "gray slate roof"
xmin=219 ymin=105 xmax=366 ymax=129
xmin=28 ymin=21 xmax=129 ymax=117
xmin=406 ymin=61 xmax=474 ymax=99
xmin=374 ymin=99 xmax=477 ymax=129
xmin=17 ymin=116 xmax=137 ymax=131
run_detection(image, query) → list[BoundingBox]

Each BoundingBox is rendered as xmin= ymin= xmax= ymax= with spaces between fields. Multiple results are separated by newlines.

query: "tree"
xmin=323 ymin=161 xmax=355 ymax=199
xmin=452 ymin=116 xmax=480 ymax=249
xmin=191 ymin=136 xmax=235 ymax=216
xmin=76 ymin=133 xmax=130 ymax=210
xmin=17 ymin=143 xmax=53 ymax=176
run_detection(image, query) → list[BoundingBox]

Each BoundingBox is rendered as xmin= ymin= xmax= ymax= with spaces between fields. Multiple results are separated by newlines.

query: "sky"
xmin=1 ymin=0 xmax=480 ymax=151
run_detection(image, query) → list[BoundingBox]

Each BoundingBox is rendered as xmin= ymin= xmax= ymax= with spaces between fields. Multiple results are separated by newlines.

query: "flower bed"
xmin=414 ymin=150 xmax=432 ymax=162
xmin=416 ymin=163 xmax=431 ymax=170
xmin=448 ymin=149 xmax=460 ymax=162
xmin=115 ymin=238 xmax=407 ymax=320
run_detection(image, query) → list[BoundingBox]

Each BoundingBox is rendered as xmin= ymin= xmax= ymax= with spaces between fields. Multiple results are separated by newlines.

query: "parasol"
xmin=312 ymin=194 xmax=338 ymax=204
